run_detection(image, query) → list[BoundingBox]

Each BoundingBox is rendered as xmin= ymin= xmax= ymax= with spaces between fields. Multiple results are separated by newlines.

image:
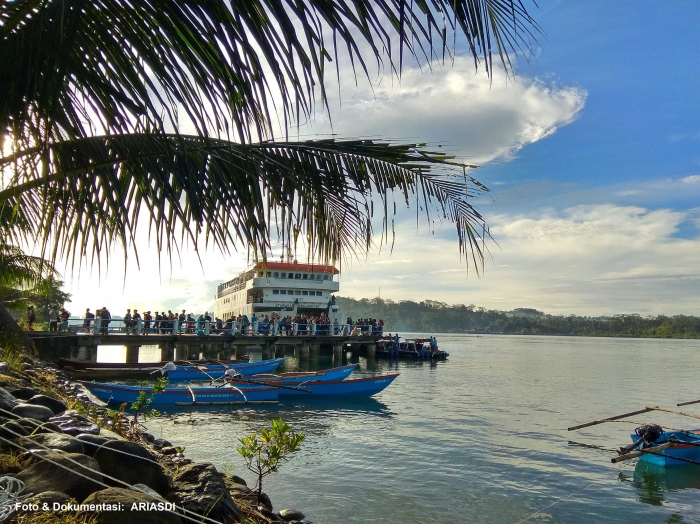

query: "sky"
xmin=62 ymin=1 xmax=700 ymax=317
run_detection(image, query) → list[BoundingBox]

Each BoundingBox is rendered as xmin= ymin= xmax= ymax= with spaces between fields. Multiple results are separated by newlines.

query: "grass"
xmin=13 ymin=512 xmax=96 ymax=524
xmin=0 ymin=452 xmax=23 ymax=474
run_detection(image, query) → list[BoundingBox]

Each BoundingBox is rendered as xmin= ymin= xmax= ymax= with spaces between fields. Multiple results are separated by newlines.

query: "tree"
xmin=0 ymin=1 xmax=541 ymax=354
xmin=237 ymin=419 xmax=305 ymax=505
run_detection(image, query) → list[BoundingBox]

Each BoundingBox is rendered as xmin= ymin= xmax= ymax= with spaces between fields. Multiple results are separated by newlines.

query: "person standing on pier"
xmin=124 ymin=309 xmax=133 ymax=335
xmin=132 ymin=310 xmax=141 ymax=334
xmin=59 ymin=308 xmax=70 ymax=332
xmin=83 ymin=308 xmax=95 ymax=334
xmin=143 ymin=311 xmax=152 ymax=335
xmin=48 ymin=306 xmax=59 ymax=332
xmin=26 ymin=306 xmax=36 ymax=331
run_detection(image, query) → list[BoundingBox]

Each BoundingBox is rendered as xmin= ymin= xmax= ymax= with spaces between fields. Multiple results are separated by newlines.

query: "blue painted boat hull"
xmin=164 ymin=358 xmax=284 ymax=381
xmin=80 ymin=381 xmax=279 ymax=405
xmin=249 ymin=364 xmax=357 ymax=384
xmin=631 ymin=430 xmax=700 ymax=467
xmin=267 ymin=374 xmax=399 ymax=397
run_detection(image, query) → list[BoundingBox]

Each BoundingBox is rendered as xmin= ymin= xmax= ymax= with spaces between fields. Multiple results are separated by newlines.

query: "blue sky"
xmin=63 ymin=1 xmax=700 ymax=317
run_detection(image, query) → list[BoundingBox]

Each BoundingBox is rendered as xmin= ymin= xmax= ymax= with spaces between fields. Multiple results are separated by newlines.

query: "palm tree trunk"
xmin=0 ymin=302 xmax=34 ymax=367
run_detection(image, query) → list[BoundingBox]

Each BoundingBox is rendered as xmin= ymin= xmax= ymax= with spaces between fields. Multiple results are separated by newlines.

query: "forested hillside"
xmin=337 ymin=297 xmax=700 ymax=338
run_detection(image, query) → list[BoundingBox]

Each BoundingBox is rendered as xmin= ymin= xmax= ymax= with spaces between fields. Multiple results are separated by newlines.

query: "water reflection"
xmin=633 ymin=460 xmax=700 ymax=506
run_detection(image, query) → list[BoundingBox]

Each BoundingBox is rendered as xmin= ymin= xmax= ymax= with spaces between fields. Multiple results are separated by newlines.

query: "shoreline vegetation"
xmin=337 ymin=298 xmax=700 ymax=339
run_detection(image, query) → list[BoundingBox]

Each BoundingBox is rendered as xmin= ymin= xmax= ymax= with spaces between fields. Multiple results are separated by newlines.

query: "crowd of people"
xmin=27 ymin=305 xmax=385 ymax=337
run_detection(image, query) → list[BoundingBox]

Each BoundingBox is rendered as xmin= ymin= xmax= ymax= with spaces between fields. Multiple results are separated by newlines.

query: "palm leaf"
xmin=0 ymin=135 xmax=489 ymax=270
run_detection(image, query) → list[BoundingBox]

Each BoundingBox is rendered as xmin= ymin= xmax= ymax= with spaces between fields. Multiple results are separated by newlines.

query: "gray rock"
xmin=16 ymin=452 xmax=104 ymax=502
xmin=166 ymin=462 xmax=241 ymax=523
xmin=259 ymin=506 xmax=283 ymax=521
xmin=0 ymin=387 xmax=19 ymax=412
xmin=26 ymin=394 xmax=67 ymax=415
xmin=58 ymin=420 xmax=100 ymax=436
xmin=93 ymin=440 xmax=169 ymax=496
xmin=79 ymin=488 xmax=182 ymax=524
xmin=279 ymin=509 xmax=306 ymax=521
xmin=0 ymin=421 xmax=29 ymax=439
xmin=34 ymin=421 xmax=63 ymax=434
xmin=227 ymin=482 xmax=248 ymax=495
xmin=133 ymin=483 xmax=167 ymax=501
xmin=230 ymin=475 xmax=247 ymax=487
xmin=16 ymin=417 xmax=43 ymax=432
xmin=11 ymin=403 xmax=54 ymax=422
xmin=260 ymin=492 xmax=273 ymax=512
xmin=19 ymin=433 xmax=85 ymax=454
xmin=0 ymin=362 xmax=9 ymax=374
xmin=27 ymin=491 xmax=72 ymax=508
xmin=77 ymin=434 xmax=116 ymax=456
xmin=10 ymin=387 xmax=40 ymax=401
xmin=153 ymin=438 xmax=171 ymax=450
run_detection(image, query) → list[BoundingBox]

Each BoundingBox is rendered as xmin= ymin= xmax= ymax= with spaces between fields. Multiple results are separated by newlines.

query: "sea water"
xmin=142 ymin=335 xmax=700 ymax=523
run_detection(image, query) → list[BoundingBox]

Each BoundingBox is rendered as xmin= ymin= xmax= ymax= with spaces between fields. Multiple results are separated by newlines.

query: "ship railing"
xmin=61 ymin=319 xmax=385 ymax=337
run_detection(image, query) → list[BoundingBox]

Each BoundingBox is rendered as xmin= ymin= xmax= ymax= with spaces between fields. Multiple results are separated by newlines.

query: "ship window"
xmin=302 ymin=273 xmax=308 ymax=280
xmin=295 ymin=290 xmax=301 ymax=295
xmin=316 ymin=274 xmax=323 ymax=280
xmin=316 ymin=291 xmax=323 ymax=296
xmin=258 ymin=271 xmax=264 ymax=277
xmin=266 ymin=271 xmax=271 ymax=277
xmin=280 ymin=290 xmax=287 ymax=295
xmin=302 ymin=290 xmax=308 ymax=295
xmin=289 ymin=290 xmax=294 ymax=295
xmin=273 ymin=290 xmax=279 ymax=294
xmin=280 ymin=272 xmax=286 ymax=278
xmin=323 ymin=275 xmax=329 ymax=280
xmin=273 ymin=272 xmax=279 ymax=278
xmin=295 ymin=273 xmax=301 ymax=279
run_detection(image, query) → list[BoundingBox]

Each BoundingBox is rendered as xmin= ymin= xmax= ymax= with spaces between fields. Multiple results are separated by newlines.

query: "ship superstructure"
xmin=214 ymin=262 xmax=340 ymax=320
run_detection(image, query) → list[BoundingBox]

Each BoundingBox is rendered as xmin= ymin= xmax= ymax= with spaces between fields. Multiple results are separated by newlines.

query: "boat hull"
xmin=268 ymin=374 xmax=399 ymax=397
xmin=80 ymin=381 xmax=279 ymax=405
xmin=632 ymin=430 xmax=700 ymax=467
xmin=249 ymin=364 xmax=357 ymax=384
xmin=163 ymin=358 xmax=284 ymax=381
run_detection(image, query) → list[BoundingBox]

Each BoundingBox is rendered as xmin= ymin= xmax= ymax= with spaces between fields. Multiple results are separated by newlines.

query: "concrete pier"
xmin=367 ymin=343 xmax=376 ymax=358
xmin=125 ymin=345 xmax=140 ymax=363
xmin=299 ymin=346 xmax=310 ymax=359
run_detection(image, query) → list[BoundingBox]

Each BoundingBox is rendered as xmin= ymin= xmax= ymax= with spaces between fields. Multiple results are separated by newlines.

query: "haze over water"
xmin=143 ymin=335 xmax=700 ymax=523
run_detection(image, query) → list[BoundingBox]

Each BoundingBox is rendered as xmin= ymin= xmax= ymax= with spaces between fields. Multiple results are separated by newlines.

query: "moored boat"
xmin=162 ymin=357 xmax=285 ymax=381
xmin=242 ymin=363 xmax=357 ymax=384
xmin=255 ymin=373 xmax=399 ymax=397
xmin=59 ymin=357 xmax=252 ymax=380
xmin=627 ymin=426 xmax=700 ymax=467
xmin=79 ymin=381 xmax=279 ymax=406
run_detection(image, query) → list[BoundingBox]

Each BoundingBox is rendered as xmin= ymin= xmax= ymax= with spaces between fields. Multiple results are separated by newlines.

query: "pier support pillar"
xmin=125 ymin=345 xmax=140 ymax=364
xmin=175 ymin=343 xmax=188 ymax=361
xmin=261 ymin=343 xmax=274 ymax=361
xmin=309 ymin=343 xmax=321 ymax=357
xmin=366 ymin=343 xmax=376 ymax=358
xmin=235 ymin=345 xmax=247 ymax=359
xmin=299 ymin=346 xmax=310 ymax=360
xmin=332 ymin=344 xmax=344 ymax=366
xmin=160 ymin=344 xmax=175 ymax=362
xmin=274 ymin=344 xmax=285 ymax=358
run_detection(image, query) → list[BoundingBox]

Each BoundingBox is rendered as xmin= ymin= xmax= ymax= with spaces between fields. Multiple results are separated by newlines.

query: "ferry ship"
xmin=214 ymin=261 xmax=341 ymax=321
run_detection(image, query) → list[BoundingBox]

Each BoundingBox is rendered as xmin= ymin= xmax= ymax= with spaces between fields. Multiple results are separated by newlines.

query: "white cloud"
xmin=682 ymin=175 xmax=700 ymax=184
xmin=337 ymin=204 xmax=700 ymax=316
xmin=297 ymin=57 xmax=587 ymax=164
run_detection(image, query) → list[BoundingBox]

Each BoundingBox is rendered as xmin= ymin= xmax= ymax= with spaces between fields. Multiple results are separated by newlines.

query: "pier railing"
xmin=60 ymin=318 xmax=384 ymax=337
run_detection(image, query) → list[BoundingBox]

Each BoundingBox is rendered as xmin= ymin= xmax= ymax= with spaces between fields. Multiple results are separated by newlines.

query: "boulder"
xmin=279 ymin=509 xmax=306 ymax=522
xmin=259 ymin=506 xmax=283 ymax=522
xmin=27 ymin=491 xmax=72 ymax=508
xmin=153 ymin=438 xmax=172 ymax=450
xmin=20 ymin=433 xmax=85 ymax=454
xmin=0 ymin=362 xmax=9 ymax=374
xmin=230 ymin=475 xmax=247 ymax=487
xmin=166 ymin=463 xmax=241 ymax=523
xmin=0 ymin=421 xmax=28 ymax=440
xmin=0 ymin=387 xmax=19 ymax=412
xmin=79 ymin=488 xmax=182 ymax=524
xmin=58 ymin=420 xmax=100 ymax=436
xmin=16 ymin=452 xmax=104 ymax=502
xmin=17 ymin=417 xmax=44 ymax=433
xmin=93 ymin=440 xmax=169 ymax=496
xmin=10 ymin=387 xmax=40 ymax=401
xmin=77 ymin=434 xmax=116 ymax=456
xmin=260 ymin=492 xmax=273 ymax=512
xmin=34 ymin=421 xmax=63 ymax=434
xmin=26 ymin=394 xmax=67 ymax=415
xmin=11 ymin=403 xmax=54 ymax=422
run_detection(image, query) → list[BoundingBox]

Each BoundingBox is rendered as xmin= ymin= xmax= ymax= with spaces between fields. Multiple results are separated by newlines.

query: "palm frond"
xmin=0 ymin=135 xmax=489 ymax=271
xmin=1 ymin=0 xmax=541 ymax=151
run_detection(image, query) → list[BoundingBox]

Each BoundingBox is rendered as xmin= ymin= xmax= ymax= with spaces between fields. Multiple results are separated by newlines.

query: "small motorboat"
xmin=625 ymin=424 xmax=700 ymax=467
xmin=58 ymin=357 xmax=252 ymax=380
xmin=162 ymin=357 xmax=285 ymax=381
xmin=79 ymin=381 xmax=279 ymax=406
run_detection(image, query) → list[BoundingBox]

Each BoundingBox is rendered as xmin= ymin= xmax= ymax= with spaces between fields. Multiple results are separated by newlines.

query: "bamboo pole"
xmin=677 ymin=399 xmax=700 ymax=407
xmin=568 ymin=407 xmax=658 ymax=431
xmin=611 ymin=443 xmax=674 ymax=463
xmin=646 ymin=406 xmax=700 ymax=421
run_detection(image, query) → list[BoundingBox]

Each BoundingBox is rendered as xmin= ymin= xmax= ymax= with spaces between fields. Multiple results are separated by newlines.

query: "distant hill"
xmin=336 ymin=297 xmax=700 ymax=339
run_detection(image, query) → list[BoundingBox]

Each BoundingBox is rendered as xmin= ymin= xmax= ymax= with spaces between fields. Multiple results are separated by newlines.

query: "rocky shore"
xmin=0 ymin=356 xmax=310 ymax=524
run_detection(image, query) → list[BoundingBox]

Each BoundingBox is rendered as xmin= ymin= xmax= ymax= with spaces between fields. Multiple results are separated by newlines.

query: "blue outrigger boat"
xmin=240 ymin=364 xmax=357 ymax=384
xmin=261 ymin=373 xmax=400 ymax=397
xmin=629 ymin=429 xmax=700 ymax=467
xmin=161 ymin=357 xmax=284 ymax=381
xmin=80 ymin=381 xmax=280 ymax=405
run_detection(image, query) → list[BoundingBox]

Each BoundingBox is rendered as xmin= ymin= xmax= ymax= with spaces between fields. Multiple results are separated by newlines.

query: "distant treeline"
xmin=337 ymin=297 xmax=700 ymax=339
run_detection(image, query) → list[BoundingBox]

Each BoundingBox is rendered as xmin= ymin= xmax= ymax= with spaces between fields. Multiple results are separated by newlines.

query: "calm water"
xmin=139 ymin=335 xmax=700 ymax=523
